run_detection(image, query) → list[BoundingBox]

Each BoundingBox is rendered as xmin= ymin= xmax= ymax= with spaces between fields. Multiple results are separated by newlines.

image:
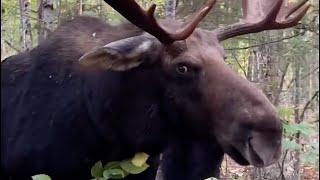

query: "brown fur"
xmin=1 ymin=15 xmax=282 ymax=180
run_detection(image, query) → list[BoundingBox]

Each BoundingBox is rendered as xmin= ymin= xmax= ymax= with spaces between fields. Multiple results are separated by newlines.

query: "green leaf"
xmin=131 ymin=152 xmax=149 ymax=167
xmin=301 ymin=152 xmax=319 ymax=165
xmin=120 ymin=160 xmax=149 ymax=174
xmin=294 ymin=123 xmax=313 ymax=136
xmin=277 ymin=107 xmax=294 ymax=121
xmin=282 ymin=138 xmax=301 ymax=150
xmin=91 ymin=161 xmax=104 ymax=178
xmin=103 ymin=168 xmax=127 ymax=179
xmin=203 ymin=177 xmax=218 ymax=180
xmin=283 ymin=122 xmax=314 ymax=136
xmin=104 ymin=161 xmax=121 ymax=170
xmin=31 ymin=174 xmax=52 ymax=180
xmin=283 ymin=123 xmax=297 ymax=135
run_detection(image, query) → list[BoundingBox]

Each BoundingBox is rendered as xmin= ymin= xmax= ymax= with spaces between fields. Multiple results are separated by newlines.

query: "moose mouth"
xmin=247 ymin=139 xmax=265 ymax=167
xmin=226 ymin=145 xmax=250 ymax=166
xmin=225 ymin=140 xmax=266 ymax=167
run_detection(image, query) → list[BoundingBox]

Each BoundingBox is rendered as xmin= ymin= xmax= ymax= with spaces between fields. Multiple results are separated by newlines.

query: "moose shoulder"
xmin=1 ymin=0 xmax=309 ymax=179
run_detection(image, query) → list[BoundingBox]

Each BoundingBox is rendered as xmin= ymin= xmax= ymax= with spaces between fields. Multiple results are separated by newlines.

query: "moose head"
xmin=79 ymin=0 xmax=310 ymax=167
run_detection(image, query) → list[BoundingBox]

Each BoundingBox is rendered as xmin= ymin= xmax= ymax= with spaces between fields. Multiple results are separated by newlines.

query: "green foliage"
xmin=120 ymin=160 xmax=149 ymax=175
xmin=131 ymin=152 xmax=149 ymax=167
xmin=283 ymin=122 xmax=314 ymax=137
xmin=301 ymin=141 xmax=319 ymax=167
xmin=31 ymin=152 xmax=150 ymax=180
xmin=278 ymin=105 xmax=319 ymax=167
xmin=103 ymin=169 xmax=127 ymax=179
xmin=91 ymin=152 xmax=150 ymax=180
xmin=224 ymin=39 xmax=250 ymax=76
xmin=91 ymin=161 xmax=104 ymax=178
xmin=31 ymin=174 xmax=52 ymax=180
xmin=282 ymin=138 xmax=301 ymax=150
xmin=204 ymin=177 xmax=218 ymax=180
xmin=277 ymin=106 xmax=294 ymax=122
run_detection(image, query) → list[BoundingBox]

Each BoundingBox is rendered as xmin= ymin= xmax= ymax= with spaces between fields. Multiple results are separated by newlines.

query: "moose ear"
xmin=79 ymin=35 xmax=161 ymax=71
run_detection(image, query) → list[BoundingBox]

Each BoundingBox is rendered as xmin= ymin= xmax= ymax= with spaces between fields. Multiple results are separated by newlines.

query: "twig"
xmin=18 ymin=13 xmax=54 ymax=33
xmin=286 ymin=66 xmax=319 ymax=90
xmin=300 ymin=90 xmax=319 ymax=121
xmin=3 ymin=39 xmax=21 ymax=53
xmin=273 ymin=62 xmax=290 ymax=106
xmin=230 ymin=51 xmax=247 ymax=77
xmin=225 ymin=33 xmax=304 ymax=51
xmin=278 ymin=150 xmax=289 ymax=180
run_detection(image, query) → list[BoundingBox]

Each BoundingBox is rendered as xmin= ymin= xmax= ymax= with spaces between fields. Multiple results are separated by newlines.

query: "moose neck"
xmin=80 ymin=62 xmax=171 ymax=157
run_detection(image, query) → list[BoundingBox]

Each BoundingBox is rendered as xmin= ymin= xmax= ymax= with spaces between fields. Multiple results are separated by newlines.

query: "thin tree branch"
xmin=225 ymin=33 xmax=304 ymax=51
xmin=286 ymin=66 xmax=319 ymax=90
xmin=273 ymin=62 xmax=290 ymax=106
xmin=300 ymin=90 xmax=319 ymax=121
xmin=278 ymin=150 xmax=288 ymax=180
xmin=230 ymin=51 xmax=247 ymax=77
xmin=3 ymin=39 xmax=21 ymax=53
xmin=18 ymin=13 xmax=54 ymax=33
xmin=19 ymin=13 xmax=46 ymax=24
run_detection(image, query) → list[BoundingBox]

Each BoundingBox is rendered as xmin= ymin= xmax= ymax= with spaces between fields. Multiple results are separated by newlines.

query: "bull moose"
xmin=1 ymin=0 xmax=310 ymax=179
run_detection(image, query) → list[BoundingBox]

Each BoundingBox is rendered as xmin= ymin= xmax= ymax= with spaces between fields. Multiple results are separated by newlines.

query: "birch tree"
xmin=165 ymin=0 xmax=177 ymax=19
xmin=19 ymin=0 xmax=33 ymax=51
xmin=37 ymin=0 xmax=55 ymax=42
xmin=77 ymin=0 xmax=83 ymax=15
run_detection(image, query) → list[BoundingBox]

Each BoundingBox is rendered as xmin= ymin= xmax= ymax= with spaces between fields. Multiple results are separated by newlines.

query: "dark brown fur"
xmin=1 ymin=16 xmax=282 ymax=180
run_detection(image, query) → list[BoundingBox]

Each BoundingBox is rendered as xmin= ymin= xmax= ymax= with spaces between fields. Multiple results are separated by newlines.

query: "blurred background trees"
xmin=1 ymin=0 xmax=319 ymax=179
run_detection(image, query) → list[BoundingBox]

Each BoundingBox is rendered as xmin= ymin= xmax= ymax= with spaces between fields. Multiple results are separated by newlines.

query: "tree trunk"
xmin=1 ymin=10 xmax=5 ymax=60
xmin=19 ymin=0 xmax=33 ymax=51
xmin=246 ymin=49 xmax=254 ymax=81
xmin=98 ymin=0 xmax=103 ymax=18
xmin=57 ymin=0 xmax=62 ymax=25
xmin=292 ymin=60 xmax=301 ymax=180
xmin=249 ymin=31 xmax=283 ymax=180
xmin=38 ymin=0 xmax=55 ymax=43
xmin=77 ymin=0 xmax=83 ymax=15
xmin=273 ymin=62 xmax=290 ymax=106
xmin=165 ymin=0 xmax=177 ymax=19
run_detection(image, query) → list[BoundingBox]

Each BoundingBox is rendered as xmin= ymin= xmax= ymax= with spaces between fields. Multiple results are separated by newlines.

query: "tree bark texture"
xmin=77 ymin=0 xmax=83 ymax=15
xmin=292 ymin=60 xmax=301 ymax=180
xmin=249 ymin=32 xmax=284 ymax=180
xmin=165 ymin=0 xmax=177 ymax=19
xmin=19 ymin=0 xmax=33 ymax=51
xmin=38 ymin=0 xmax=55 ymax=42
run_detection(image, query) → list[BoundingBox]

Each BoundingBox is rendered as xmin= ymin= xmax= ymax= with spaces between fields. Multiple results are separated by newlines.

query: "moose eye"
xmin=176 ymin=64 xmax=188 ymax=74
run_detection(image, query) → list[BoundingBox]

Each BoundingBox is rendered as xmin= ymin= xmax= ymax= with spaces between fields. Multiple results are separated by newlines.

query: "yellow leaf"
xmin=131 ymin=152 xmax=149 ymax=167
xmin=31 ymin=174 xmax=52 ymax=180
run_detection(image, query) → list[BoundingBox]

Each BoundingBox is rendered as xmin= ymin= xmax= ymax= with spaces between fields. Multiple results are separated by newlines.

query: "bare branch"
xmin=278 ymin=149 xmax=289 ymax=180
xmin=3 ymin=39 xmax=21 ymax=53
xmin=225 ymin=32 xmax=304 ymax=51
xmin=230 ymin=51 xmax=247 ymax=77
xmin=300 ymin=90 xmax=319 ymax=121
xmin=286 ymin=66 xmax=319 ymax=90
xmin=273 ymin=62 xmax=290 ymax=106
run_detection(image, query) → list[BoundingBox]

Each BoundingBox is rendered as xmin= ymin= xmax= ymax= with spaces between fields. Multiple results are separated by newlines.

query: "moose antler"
xmin=104 ymin=0 xmax=217 ymax=44
xmin=213 ymin=0 xmax=311 ymax=41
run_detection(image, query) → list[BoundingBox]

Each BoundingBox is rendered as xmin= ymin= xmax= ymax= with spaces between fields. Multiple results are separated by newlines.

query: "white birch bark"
xmin=38 ymin=0 xmax=55 ymax=42
xmin=19 ymin=0 xmax=33 ymax=51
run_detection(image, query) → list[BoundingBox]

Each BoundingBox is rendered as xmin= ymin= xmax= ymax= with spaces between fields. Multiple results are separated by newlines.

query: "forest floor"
xmin=219 ymin=157 xmax=319 ymax=180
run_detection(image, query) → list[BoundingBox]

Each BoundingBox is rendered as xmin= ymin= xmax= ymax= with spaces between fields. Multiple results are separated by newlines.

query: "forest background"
xmin=1 ymin=0 xmax=319 ymax=179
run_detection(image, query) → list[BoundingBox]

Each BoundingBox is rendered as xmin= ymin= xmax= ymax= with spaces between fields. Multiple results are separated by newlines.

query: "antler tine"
xmin=104 ymin=0 xmax=217 ymax=45
xmin=213 ymin=0 xmax=311 ymax=42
